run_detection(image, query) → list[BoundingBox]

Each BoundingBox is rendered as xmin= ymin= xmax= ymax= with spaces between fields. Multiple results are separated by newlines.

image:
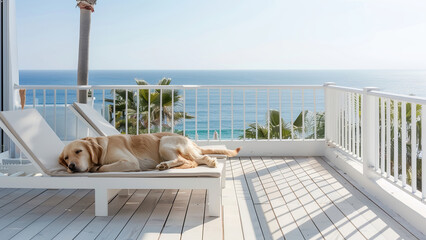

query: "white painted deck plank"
xmin=115 ymin=189 xmax=164 ymax=240
xmin=280 ymin=156 xmax=365 ymax=240
xmin=262 ymin=157 xmax=324 ymax=240
xmin=0 ymin=188 xmax=39 ymax=211
xmin=313 ymin=157 xmax=418 ymax=240
xmin=0 ymin=189 xmax=76 ymax=239
xmin=262 ymin=157 xmax=342 ymax=240
xmin=0 ymin=188 xmax=18 ymax=199
xmin=240 ymin=157 xmax=284 ymax=240
xmin=12 ymin=189 xmax=91 ymax=240
xmin=137 ymin=189 xmax=178 ymax=240
xmin=96 ymin=189 xmax=150 ymax=240
xmin=295 ymin=157 xmax=387 ymax=240
xmin=159 ymin=189 xmax=191 ymax=240
xmin=32 ymin=190 xmax=95 ymax=240
xmin=222 ymin=159 xmax=245 ymax=240
xmin=74 ymin=189 xmax=136 ymax=240
xmin=180 ymin=190 xmax=206 ymax=240
xmin=0 ymin=157 xmax=418 ymax=240
xmin=260 ymin=158 xmax=314 ymax=240
xmin=0 ymin=189 xmax=58 ymax=230
xmin=230 ymin=158 xmax=264 ymax=240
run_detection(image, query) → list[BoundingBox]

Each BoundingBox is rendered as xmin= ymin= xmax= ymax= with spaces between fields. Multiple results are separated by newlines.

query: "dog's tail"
xmin=199 ymin=147 xmax=241 ymax=157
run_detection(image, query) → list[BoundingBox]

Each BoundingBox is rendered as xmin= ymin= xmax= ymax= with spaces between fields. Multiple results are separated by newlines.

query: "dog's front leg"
xmin=97 ymin=160 xmax=139 ymax=172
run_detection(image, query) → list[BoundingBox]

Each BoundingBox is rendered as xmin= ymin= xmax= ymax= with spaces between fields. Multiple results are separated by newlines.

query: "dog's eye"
xmin=75 ymin=150 xmax=82 ymax=154
xmin=65 ymin=156 xmax=68 ymax=160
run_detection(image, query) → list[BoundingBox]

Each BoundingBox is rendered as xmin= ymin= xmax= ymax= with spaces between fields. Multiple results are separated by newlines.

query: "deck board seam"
xmin=286 ymin=156 xmax=367 ymax=239
xmin=263 ymin=156 xmax=323 ymax=240
xmin=6 ymin=189 xmax=78 ymax=239
xmin=319 ymin=156 xmax=420 ymax=239
xmin=230 ymin=158 xmax=264 ymax=240
xmin=237 ymin=157 xmax=267 ymax=238
xmin=239 ymin=157 xmax=280 ymax=239
xmin=248 ymin=157 xmax=287 ymax=239
xmin=26 ymin=189 xmax=93 ymax=240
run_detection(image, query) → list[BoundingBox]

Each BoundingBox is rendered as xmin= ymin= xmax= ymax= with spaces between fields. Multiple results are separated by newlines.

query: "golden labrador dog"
xmin=59 ymin=133 xmax=240 ymax=173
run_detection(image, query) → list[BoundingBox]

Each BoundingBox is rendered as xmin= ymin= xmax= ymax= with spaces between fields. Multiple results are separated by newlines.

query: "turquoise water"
xmin=19 ymin=70 xmax=426 ymax=140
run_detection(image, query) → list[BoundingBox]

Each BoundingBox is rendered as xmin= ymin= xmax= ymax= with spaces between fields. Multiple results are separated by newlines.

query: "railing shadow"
xmin=233 ymin=156 xmax=417 ymax=239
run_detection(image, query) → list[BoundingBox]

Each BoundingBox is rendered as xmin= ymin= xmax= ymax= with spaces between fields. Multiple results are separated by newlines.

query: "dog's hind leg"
xmin=177 ymin=144 xmax=218 ymax=168
xmin=156 ymin=158 xmax=186 ymax=171
xmin=172 ymin=159 xmax=198 ymax=169
xmin=157 ymin=144 xmax=190 ymax=170
xmin=189 ymin=154 xmax=218 ymax=168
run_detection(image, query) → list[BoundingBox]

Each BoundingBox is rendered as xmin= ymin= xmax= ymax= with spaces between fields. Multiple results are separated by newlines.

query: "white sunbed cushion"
xmin=49 ymin=160 xmax=224 ymax=178
xmin=0 ymin=109 xmax=65 ymax=175
xmin=72 ymin=102 xmax=120 ymax=136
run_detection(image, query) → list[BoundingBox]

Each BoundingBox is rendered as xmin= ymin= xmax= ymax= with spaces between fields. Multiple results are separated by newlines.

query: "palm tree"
xmin=380 ymin=100 xmax=422 ymax=191
xmin=107 ymin=78 xmax=193 ymax=134
xmin=76 ymin=0 xmax=96 ymax=103
xmin=293 ymin=110 xmax=325 ymax=139
xmin=243 ymin=109 xmax=325 ymax=140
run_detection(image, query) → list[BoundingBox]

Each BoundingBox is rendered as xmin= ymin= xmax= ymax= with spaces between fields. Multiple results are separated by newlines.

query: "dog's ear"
xmin=58 ymin=151 xmax=67 ymax=168
xmin=84 ymin=138 xmax=103 ymax=165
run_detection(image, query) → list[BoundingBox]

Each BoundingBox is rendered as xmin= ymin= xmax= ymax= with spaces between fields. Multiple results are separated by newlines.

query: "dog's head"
xmin=59 ymin=137 xmax=103 ymax=173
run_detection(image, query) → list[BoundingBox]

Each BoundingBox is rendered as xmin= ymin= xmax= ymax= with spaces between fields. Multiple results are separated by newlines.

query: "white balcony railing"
xmin=325 ymin=84 xmax=426 ymax=201
xmin=11 ymin=83 xmax=426 ymax=202
xmin=13 ymin=84 xmax=324 ymax=142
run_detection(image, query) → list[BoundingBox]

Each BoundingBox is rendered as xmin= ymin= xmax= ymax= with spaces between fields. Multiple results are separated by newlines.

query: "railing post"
xmin=324 ymin=82 xmax=336 ymax=142
xmin=362 ymin=87 xmax=380 ymax=177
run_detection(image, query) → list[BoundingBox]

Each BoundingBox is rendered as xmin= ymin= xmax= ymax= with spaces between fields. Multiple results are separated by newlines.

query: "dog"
xmin=58 ymin=132 xmax=240 ymax=173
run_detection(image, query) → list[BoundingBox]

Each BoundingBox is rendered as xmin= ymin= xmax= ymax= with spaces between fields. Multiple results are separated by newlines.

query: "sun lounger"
xmin=0 ymin=109 xmax=223 ymax=216
xmin=69 ymin=102 xmax=228 ymax=188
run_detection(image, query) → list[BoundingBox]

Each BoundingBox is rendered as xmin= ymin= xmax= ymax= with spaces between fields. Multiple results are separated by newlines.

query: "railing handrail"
xmin=14 ymin=84 xmax=323 ymax=90
xmin=368 ymin=90 xmax=426 ymax=105
xmin=326 ymin=84 xmax=426 ymax=104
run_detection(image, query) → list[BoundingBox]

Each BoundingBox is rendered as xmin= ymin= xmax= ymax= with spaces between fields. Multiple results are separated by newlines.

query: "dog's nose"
xmin=68 ymin=163 xmax=76 ymax=172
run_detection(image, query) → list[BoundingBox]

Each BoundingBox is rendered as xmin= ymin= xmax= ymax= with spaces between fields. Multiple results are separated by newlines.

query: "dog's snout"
xmin=68 ymin=163 xmax=76 ymax=171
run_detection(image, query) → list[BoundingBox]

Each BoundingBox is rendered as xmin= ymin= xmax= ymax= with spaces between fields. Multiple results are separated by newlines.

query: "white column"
xmin=2 ymin=0 xmax=20 ymax=157
xmin=362 ymin=87 xmax=380 ymax=177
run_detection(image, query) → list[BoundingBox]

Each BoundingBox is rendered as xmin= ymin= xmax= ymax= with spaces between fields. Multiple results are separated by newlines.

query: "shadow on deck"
xmin=0 ymin=157 xmax=421 ymax=240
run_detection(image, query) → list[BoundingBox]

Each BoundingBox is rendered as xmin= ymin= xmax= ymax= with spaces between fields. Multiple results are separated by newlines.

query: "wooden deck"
xmin=0 ymin=157 xmax=420 ymax=240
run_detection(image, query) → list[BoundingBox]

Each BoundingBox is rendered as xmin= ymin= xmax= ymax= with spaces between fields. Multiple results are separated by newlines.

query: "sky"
xmin=16 ymin=0 xmax=426 ymax=70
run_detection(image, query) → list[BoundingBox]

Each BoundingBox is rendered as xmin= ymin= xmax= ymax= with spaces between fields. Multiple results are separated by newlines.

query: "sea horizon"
xmin=18 ymin=69 xmax=426 ymax=140
xmin=20 ymin=69 xmax=426 ymax=96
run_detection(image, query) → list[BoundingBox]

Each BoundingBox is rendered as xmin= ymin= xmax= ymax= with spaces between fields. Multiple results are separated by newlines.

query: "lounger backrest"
xmin=0 ymin=109 xmax=65 ymax=175
xmin=71 ymin=103 xmax=120 ymax=136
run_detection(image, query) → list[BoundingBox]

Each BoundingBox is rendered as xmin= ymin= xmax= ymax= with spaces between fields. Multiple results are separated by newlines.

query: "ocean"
xmin=19 ymin=70 xmax=426 ymax=140
xmin=20 ymin=70 xmax=426 ymax=95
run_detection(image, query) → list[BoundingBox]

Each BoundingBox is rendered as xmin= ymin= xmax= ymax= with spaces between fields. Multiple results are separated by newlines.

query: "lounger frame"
xmin=0 ymin=173 xmax=221 ymax=217
xmin=0 ymin=111 xmax=222 ymax=217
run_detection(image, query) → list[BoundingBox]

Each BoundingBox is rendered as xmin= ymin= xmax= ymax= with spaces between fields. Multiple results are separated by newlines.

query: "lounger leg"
xmin=118 ymin=189 xmax=131 ymax=196
xmin=206 ymin=179 xmax=222 ymax=217
xmin=95 ymin=188 xmax=108 ymax=216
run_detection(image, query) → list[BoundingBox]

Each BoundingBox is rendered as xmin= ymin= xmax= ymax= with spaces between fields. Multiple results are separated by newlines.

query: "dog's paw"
xmin=89 ymin=165 xmax=101 ymax=172
xmin=156 ymin=163 xmax=169 ymax=171
xmin=207 ymin=158 xmax=218 ymax=168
